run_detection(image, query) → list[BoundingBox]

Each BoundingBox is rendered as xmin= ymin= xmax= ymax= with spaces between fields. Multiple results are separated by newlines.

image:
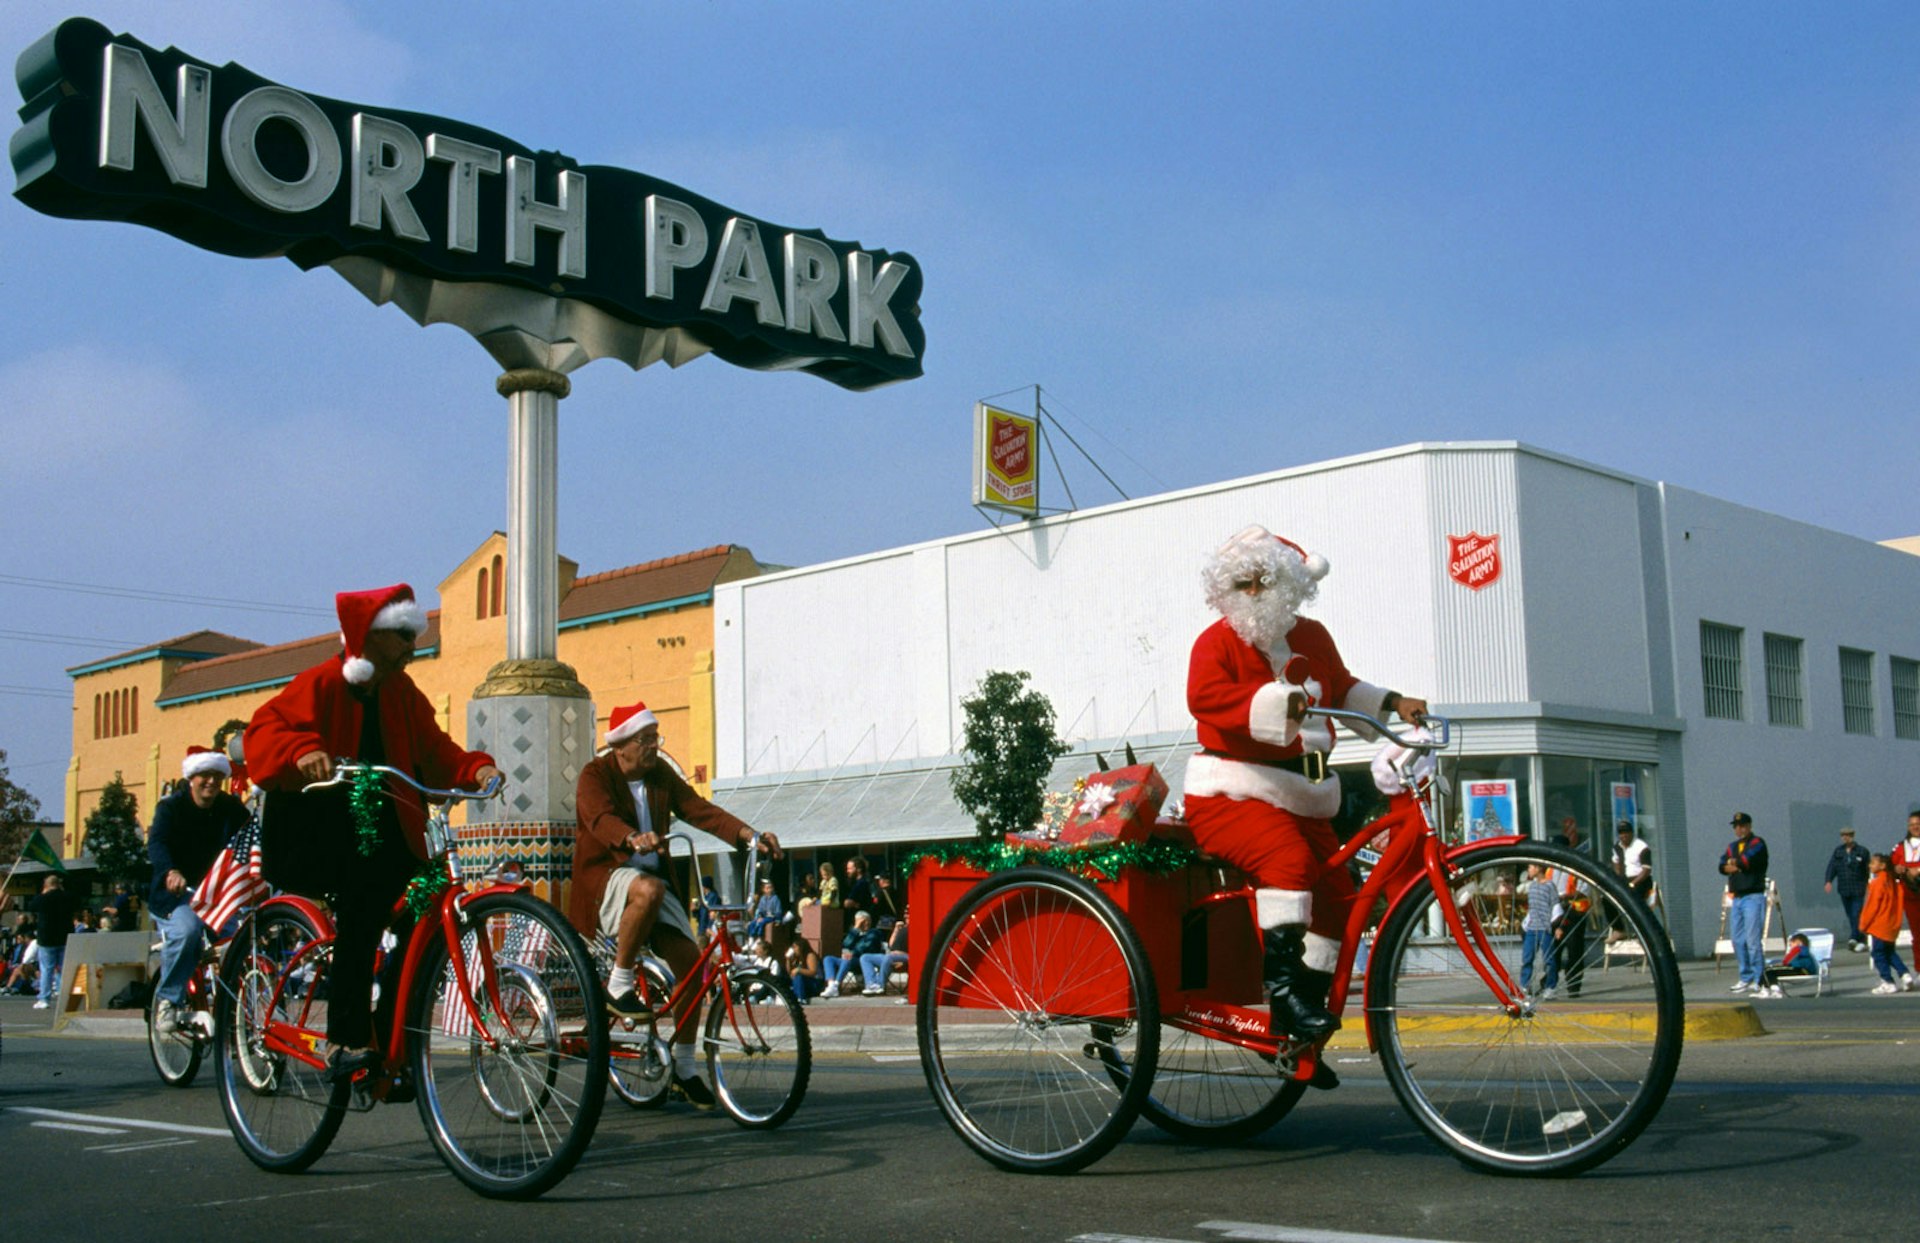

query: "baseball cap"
xmin=1730 ymin=812 xmax=1752 ymax=826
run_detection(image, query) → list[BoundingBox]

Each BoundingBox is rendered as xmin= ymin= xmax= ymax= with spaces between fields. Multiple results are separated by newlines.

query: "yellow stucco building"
xmin=62 ymin=537 xmax=768 ymax=855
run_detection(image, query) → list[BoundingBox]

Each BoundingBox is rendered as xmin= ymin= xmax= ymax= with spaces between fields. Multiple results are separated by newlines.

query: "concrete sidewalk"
xmin=5 ymin=943 xmax=1910 ymax=1054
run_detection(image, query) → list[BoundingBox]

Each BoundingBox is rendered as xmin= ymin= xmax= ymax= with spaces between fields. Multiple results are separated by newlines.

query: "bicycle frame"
xmin=1160 ymin=713 xmax=1530 ymax=1079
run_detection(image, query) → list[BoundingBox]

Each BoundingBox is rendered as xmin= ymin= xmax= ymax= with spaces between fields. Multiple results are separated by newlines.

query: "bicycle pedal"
xmin=347 ymin=1082 xmax=378 ymax=1112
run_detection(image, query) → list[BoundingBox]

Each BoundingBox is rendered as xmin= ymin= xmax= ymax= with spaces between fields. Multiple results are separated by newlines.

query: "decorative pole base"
xmin=465 ymin=663 xmax=596 ymax=910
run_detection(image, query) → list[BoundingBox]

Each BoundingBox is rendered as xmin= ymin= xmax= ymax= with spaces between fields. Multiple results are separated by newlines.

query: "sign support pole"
xmin=463 ymin=366 xmax=593 ymax=905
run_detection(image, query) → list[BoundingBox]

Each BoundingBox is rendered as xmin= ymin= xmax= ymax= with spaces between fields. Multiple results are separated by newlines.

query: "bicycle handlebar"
xmin=301 ymin=761 xmax=505 ymax=803
xmin=1302 ymin=706 xmax=1450 ymax=751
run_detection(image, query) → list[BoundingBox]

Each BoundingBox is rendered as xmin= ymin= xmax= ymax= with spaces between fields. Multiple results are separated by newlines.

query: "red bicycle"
xmin=915 ymin=708 xmax=1683 ymax=1175
xmin=603 ymin=830 xmax=810 ymax=1128
xmin=214 ymin=763 xmax=608 ymax=1199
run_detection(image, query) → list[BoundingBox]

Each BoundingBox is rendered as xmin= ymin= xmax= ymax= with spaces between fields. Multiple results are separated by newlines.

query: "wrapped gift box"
xmin=1055 ymin=763 xmax=1169 ymax=847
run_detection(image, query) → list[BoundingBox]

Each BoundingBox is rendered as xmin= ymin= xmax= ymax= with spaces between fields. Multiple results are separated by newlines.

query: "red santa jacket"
xmin=569 ymin=752 xmax=750 ymax=938
xmin=1184 ymin=616 xmax=1389 ymax=819
xmin=244 ymin=656 xmax=495 ymax=860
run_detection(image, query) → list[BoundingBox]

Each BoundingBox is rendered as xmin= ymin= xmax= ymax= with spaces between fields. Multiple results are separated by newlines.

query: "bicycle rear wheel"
xmin=408 ymin=892 xmax=607 ymax=1199
xmin=1120 ymin=1022 xmax=1307 ymax=1143
xmin=215 ymin=904 xmax=344 ymax=1172
xmin=917 ymin=867 xmax=1158 ymax=1174
xmin=705 ymin=968 xmax=810 ymax=1128
xmin=608 ymin=958 xmax=674 ymax=1109
xmin=1371 ymin=842 xmax=1683 ymax=1175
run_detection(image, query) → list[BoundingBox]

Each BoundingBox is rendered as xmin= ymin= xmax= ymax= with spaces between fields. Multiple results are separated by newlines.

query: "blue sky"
xmin=3 ymin=2 xmax=1917 ymax=815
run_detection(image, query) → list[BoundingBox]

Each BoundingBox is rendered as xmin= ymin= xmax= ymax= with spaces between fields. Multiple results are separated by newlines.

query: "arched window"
xmin=94 ymin=692 xmax=102 ymax=739
xmin=490 ymin=553 xmax=504 ymax=618
xmin=131 ymin=687 xmax=138 ymax=734
xmin=477 ymin=565 xmax=490 ymax=620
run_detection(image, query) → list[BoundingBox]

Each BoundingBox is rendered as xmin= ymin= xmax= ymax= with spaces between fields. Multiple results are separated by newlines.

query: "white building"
xmin=713 ymin=442 xmax=1920 ymax=957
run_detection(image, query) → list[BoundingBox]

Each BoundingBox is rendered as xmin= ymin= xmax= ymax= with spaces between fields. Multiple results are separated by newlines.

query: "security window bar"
xmin=1892 ymin=656 xmax=1920 ymax=742
xmin=1700 ymin=621 xmax=1744 ymax=721
xmin=1839 ymin=647 xmax=1875 ymax=736
xmin=1763 ymin=633 xmax=1804 ymax=728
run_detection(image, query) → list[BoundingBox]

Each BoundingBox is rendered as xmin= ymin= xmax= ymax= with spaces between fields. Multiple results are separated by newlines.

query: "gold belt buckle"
xmin=1303 ymin=751 xmax=1327 ymax=783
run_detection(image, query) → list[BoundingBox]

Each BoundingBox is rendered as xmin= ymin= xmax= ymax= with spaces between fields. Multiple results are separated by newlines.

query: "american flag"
xmin=190 ymin=819 xmax=269 ymax=934
xmin=440 ymin=916 xmax=552 ymax=1036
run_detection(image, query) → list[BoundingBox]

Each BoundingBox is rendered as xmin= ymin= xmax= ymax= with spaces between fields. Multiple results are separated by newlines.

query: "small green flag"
xmin=20 ymin=828 xmax=66 ymax=874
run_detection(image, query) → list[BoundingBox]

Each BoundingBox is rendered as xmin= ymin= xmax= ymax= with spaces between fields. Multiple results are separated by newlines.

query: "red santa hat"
xmin=182 ymin=745 xmax=232 ymax=780
xmin=605 ymin=701 xmax=659 ymax=745
xmin=336 ymin=583 xmax=427 ymax=685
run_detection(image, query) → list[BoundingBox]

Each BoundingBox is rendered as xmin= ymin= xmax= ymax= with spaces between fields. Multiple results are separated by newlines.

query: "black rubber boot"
xmin=1297 ymin=967 xmax=1342 ymax=1090
xmin=1263 ymin=926 xmax=1340 ymax=1043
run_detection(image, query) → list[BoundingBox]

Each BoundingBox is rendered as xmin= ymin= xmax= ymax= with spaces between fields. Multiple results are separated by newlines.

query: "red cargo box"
xmin=909 ymin=853 xmax=1207 ymax=1017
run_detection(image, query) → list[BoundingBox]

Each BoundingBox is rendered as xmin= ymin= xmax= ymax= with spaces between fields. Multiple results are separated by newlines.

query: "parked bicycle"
xmin=602 ymin=829 xmax=810 ymax=1128
xmin=915 ymin=708 xmax=1684 ymax=1176
xmin=214 ymin=763 xmax=607 ymax=1199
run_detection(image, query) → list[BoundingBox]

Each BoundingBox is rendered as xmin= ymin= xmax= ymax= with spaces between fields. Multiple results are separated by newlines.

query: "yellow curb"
xmin=1322 ymin=1001 xmax=1765 ymax=1048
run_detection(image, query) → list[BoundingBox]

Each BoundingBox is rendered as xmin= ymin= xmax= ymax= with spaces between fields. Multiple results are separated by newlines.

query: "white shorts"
xmin=597 ymin=865 xmax=694 ymax=946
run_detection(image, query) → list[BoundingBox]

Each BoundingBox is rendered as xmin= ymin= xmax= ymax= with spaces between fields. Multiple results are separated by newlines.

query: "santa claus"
xmin=1183 ymin=525 xmax=1426 ymax=1076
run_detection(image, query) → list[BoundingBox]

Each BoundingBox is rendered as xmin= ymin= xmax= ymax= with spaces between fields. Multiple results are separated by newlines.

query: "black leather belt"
xmin=1200 ymin=749 xmax=1329 ymax=783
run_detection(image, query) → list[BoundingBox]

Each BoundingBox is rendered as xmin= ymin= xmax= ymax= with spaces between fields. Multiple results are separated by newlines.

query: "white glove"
xmin=1370 ymin=727 xmax=1443 ymax=795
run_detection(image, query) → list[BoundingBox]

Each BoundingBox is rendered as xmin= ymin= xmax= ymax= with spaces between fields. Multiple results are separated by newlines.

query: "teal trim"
xmin=68 ymin=647 xmax=233 ymax=678
xmin=152 ymin=646 xmax=437 ymax=708
xmin=560 ymin=591 xmax=709 ymax=631
xmin=155 ymin=674 xmax=294 ymax=707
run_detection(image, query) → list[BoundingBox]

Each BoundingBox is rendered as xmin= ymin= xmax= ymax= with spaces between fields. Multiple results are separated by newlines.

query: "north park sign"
xmin=10 ymin=17 xmax=924 ymax=390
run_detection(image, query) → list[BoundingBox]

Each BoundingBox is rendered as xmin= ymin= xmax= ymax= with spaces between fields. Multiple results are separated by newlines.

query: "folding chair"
xmin=1773 ymin=928 xmax=1833 ymax=998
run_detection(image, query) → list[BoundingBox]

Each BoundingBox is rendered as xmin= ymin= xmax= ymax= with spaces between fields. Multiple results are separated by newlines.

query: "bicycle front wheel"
xmin=705 ymin=968 xmax=810 ymax=1128
xmin=408 ymin=892 xmax=607 ymax=1199
xmin=608 ymin=958 xmax=674 ymax=1109
xmin=917 ymin=867 xmax=1158 ymax=1174
xmin=1371 ymin=842 xmax=1683 ymax=1175
xmin=215 ymin=904 xmax=344 ymax=1172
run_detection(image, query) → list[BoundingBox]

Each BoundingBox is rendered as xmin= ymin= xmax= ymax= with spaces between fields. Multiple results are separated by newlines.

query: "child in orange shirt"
xmin=1860 ymin=853 xmax=1914 ymax=995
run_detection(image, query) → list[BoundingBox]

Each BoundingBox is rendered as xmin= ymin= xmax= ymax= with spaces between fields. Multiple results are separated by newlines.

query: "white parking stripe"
xmin=1201 ymin=1223 xmax=1475 ymax=1243
xmin=9 ymin=1107 xmax=229 ymax=1137
xmin=32 ymin=1121 xmax=126 ymax=1135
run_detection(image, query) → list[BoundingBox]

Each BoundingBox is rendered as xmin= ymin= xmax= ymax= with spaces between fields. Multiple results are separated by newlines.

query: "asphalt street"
xmin=2 ymin=952 xmax=1916 ymax=1242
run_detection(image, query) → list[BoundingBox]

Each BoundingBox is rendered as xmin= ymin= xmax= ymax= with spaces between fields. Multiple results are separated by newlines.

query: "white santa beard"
xmin=1219 ymin=586 xmax=1300 ymax=656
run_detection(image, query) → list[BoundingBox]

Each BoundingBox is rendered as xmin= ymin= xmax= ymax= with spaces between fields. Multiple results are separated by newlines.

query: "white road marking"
xmin=32 ymin=1121 xmax=126 ymax=1135
xmin=9 ymin=1107 xmax=228 ymax=1137
xmin=88 ymin=1136 xmax=197 ymax=1154
xmin=1201 ymin=1222 xmax=1476 ymax=1243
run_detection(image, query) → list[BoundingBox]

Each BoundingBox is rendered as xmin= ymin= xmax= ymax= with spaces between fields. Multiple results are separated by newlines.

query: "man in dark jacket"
xmin=1824 ymin=827 xmax=1871 ymax=951
xmin=148 ymin=746 xmax=249 ymax=1032
xmin=30 ymin=875 xmax=74 ymax=1010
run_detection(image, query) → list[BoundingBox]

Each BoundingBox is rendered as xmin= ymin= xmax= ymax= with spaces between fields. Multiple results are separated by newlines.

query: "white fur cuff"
xmin=1302 ymin=931 xmax=1341 ymax=973
xmin=1249 ymin=681 xmax=1300 ymax=746
xmin=1256 ymin=889 xmax=1311 ymax=928
xmin=1343 ymin=681 xmax=1391 ymax=736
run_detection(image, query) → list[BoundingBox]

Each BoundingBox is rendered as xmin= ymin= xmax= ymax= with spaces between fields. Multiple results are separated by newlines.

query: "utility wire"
xmin=0 ymin=684 xmax=72 ymax=700
xmin=0 ymin=628 xmax=146 ymax=651
xmin=0 ymin=572 xmax=331 ymax=618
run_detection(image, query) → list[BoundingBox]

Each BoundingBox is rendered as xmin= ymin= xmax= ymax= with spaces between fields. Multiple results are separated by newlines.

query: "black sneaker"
xmin=326 ymin=1046 xmax=380 ymax=1083
xmin=671 ymin=1074 xmax=716 ymax=1110
xmin=605 ymin=989 xmax=654 ymax=1021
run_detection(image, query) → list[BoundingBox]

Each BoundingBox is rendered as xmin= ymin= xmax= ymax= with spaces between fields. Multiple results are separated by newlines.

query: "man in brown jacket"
xmin=572 ymin=700 xmax=780 ymax=1107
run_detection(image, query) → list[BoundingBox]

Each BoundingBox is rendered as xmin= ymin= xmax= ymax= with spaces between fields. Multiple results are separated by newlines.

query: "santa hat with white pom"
xmin=336 ymin=583 xmax=426 ymax=685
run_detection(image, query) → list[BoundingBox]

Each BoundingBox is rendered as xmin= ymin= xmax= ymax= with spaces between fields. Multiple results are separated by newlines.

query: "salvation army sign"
xmin=10 ymin=17 xmax=923 ymax=390
xmin=971 ymin=402 xmax=1038 ymax=515
xmin=1446 ymin=532 xmax=1502 ymax=590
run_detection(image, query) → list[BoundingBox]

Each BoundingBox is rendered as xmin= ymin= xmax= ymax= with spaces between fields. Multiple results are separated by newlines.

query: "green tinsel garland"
xmin=402 ymin=863 xmax=450 ymax=921
xmin=903 ymin=835 xmax=1202 ymax=882
xmin=348 ymin=764 xmax=388 ymax=858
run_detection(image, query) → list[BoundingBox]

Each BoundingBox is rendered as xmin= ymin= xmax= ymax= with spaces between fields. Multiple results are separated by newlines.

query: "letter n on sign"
xmin=1446 ymin=532 xmax=1502 ymax=591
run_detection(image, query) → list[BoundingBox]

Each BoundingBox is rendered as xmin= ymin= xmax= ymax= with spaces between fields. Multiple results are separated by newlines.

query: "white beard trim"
xmin=1302 ymin=931 xmax=1341 ymax=973
xmin=1184 ymin=753 xmax=1343 ymax=819
xmin=1256 ymin=888 xmax=1311 ymax=928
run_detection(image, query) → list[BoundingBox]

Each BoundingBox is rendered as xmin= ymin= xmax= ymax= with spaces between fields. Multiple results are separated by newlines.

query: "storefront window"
xmin=1542 ymin=755 xmax=1660 ymax=866
xmin=1445 ymin=755 xmax=1532 ymax=843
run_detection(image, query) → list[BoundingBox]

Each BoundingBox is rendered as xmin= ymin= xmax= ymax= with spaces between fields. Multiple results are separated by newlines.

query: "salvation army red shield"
xmin=1446 ymin=532 xmax=1501 ymax=591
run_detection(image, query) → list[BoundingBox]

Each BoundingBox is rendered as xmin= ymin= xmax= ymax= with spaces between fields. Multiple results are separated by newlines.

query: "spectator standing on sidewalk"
xmin=1613 ymin=821 xmax=1654 ymax=902
xmin=1517 ymin=864 xmax=1559 ymax=998
xmin=1860 ymin=852 xmax=1915 ymax=995
xmin=29 ymin=875 xmax=75 ymax=1011
xmin=1824 ymin=827 xmax=1872 ymax=952
xmin=1891 ymin=812 xmax=1920 ymax=947
xmin=1720 ymin=812 xmax=1768 ymax=995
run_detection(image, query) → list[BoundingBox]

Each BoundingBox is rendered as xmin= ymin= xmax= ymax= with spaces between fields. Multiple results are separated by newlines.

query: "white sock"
xmin=673 ymin=1043 xmax=697 ymax=1078
xmin=608 ymin=966 xmax=635 ymax=997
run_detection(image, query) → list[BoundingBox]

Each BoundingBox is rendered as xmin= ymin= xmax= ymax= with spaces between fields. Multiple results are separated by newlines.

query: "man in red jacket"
xmin=572 ymin=701 xmax=780 ymax=1108
xmin=1183 ymin=526 xmax=1426 ymax=1073
xmin=246 ymin=583 xmax=500 ymax=1080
